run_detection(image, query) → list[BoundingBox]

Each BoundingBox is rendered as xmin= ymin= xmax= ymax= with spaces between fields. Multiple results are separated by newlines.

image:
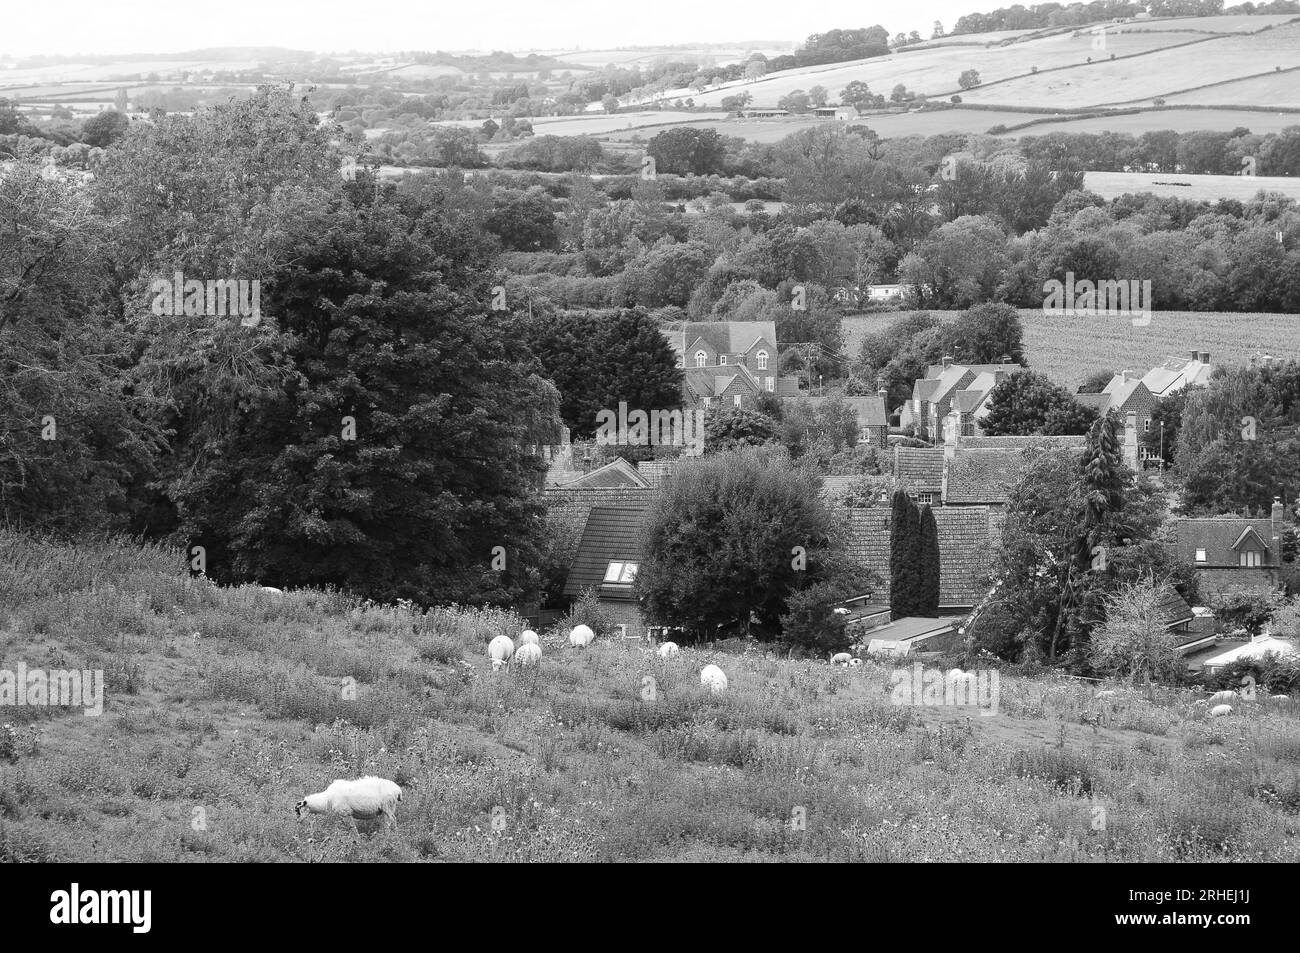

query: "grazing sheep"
xmin=658 ymin=641 xmax=680 ymax=658
xmin=1210 ymin=704 xmax=1234 ymax=718
xmin=1208 ymin=690 xmax=1238 ymax=705
xmin=848 ymin=658 xmax=863 ymax=668
xmin=260 ymin=586 xmax=283 ymax=595
xmin=295 ymin=777 xmax=402 ymax=828
xmin=519 ymin=630 xmax=540 ymax=646
xmin=700 ymin=664 xmax=727 ymax=694
xmin=569 ymin=624 xmax=595 ymax=648
xmin=513 ymin=643 xmax=542 ymax=667
xmin=488 ymin=635 xmax=515 ymax=671
xmin=1270 ymin=694 xmax=1290 ymax=701
xmin=830 ymin=652 xmax=853 ymax=666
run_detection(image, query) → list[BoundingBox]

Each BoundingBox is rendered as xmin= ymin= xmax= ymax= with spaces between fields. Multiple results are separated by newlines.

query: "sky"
xmin=4 ymin=0 xmax=987 ymax=57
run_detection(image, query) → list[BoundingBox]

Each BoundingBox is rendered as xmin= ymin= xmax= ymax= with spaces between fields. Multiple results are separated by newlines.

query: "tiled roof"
xmin=559 ymin=457 xmax=650 ymax=490
xmin=636 ymin=459 xmax=678 ymax=487
xmin=933 ymin=506 xmax=994 ymax=608
xmin=775 ymin=377 xmax=802 ymax=397
xmin=803 ymin=396 xmax=887 ymax=429
xmin=958 ymin=435 xmax=1088 ymax=450
xmin=1075 ymin=392 xmax=1110 ymax=411
xmin=862 ymin=616 xmax=959 ymax=643
xmin=667 ymin=321 xmax=778 ymax=358
xmin=563 ymin=504 xmax=651 ymax=601
xmin=894 ymin=446 xmax=943 ymax=492
xmin=1156 ymin=586 xmax=1195 ymax=627
xmin=944 ymin=448 xmax=1024 ymax=505
xmin=837 ymin=504 xmax=996 ymax=609
xmin=1174 ymin=518 xmax=1278 ymax=567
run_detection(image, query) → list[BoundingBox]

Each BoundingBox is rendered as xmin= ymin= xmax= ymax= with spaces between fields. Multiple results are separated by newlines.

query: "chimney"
xmin=941 ymin=355 xmax=953 ymax=369
xmin=1122 ymin=369 xmax=1136 ymax=381
xmin=944 ymin=410 xmax=960 ymax=457
xmin=1190 ymin=350 xmax=1198 ymax=362
xmin=1199 ymin=351 xmax=1209 ymax=364
xmin=1273 ymin=496 xmax=1285 ymax=561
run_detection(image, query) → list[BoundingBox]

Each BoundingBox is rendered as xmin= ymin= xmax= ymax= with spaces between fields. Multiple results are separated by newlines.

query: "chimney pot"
xmin=942 ymin=355 xmax=952 ymax=368
xmin=1190 ymin=350 xmax=1198 ymax=362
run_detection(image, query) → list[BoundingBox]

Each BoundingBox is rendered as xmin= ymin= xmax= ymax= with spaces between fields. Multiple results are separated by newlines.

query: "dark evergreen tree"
xmin=918 ymin=503 xmax=940 ymax=616
xmin=890 ymin=489 xmax=922 ymax=619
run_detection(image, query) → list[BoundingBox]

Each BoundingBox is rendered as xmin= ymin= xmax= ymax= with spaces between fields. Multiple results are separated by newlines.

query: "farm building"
xmin=813 ymin=106 xmax=857 ymax=120
xmin=740 ymin=108 xmax=790 ymax=118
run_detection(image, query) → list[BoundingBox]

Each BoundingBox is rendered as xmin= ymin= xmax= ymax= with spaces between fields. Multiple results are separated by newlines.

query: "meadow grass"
xmin=0 ymin=530 xmax=1297 ymax=862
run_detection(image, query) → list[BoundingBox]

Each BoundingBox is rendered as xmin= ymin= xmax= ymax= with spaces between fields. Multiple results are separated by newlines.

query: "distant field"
xmin=537 ymin=47 xmax=791 ymax=70
xmin=1163 ymin=72 xmax=1300 ymax=108
xmin=1011 ymin=108 xmax=1300 ymax=136
xmin=0 ymin=60 xmax=259 ymax=84
xmin=842 ymin=310 xmax=1300 ymax=389
xmin=1083 ymin=170 xmax=1300 ymax=201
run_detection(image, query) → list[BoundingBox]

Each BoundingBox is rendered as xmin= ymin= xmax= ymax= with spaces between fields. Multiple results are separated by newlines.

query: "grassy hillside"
xmin=2 ymin=532 xmax=1298 ymax=862
xmin=844 ymin=310 xmax=1300 ymax=389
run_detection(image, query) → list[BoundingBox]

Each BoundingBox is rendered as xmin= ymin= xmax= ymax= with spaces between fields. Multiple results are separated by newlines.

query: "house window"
xmin=1195 ymin=549 xmax=1206 ymax=563
xmin=733 ymin=395 xmax=743 ymax=407
xmin=757 ymin=350 xmax=769 ymax=370
xmin=915 ymin=492 xmax=936 ymax=504
xmin=1143 ymin=419 xmax=1151 ymax=433
xmin=1240 ymin=551 xmax=1262 ymax=568
xmin=603 ymin=561 xmax=638 ymax=583
xmin=719 ymin=354 xmax=727 ymax=365
xmin=765 ymin=377 xmax=774 ymax=392
xmin=694 ymin=351 xmax=707 ymax=368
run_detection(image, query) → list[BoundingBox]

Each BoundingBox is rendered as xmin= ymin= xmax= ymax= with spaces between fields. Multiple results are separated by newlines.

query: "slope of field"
xmin=1162 ymin=72 xmax=1300 ymax=108
xmin=2 ymin=533 xmax=1298 ymax=863
xmin=1084 ymin=171 xmax=1300 ymax=201
xmin=843 ymin=310 xmax=1300 ymax=389
xmin=535 ymin=47 xmax=791 ymax=70
xmin=959 ymin=21 xmax=1300 ymax=108
xmin=1007 ymin=108 xmax=1300 ymax=135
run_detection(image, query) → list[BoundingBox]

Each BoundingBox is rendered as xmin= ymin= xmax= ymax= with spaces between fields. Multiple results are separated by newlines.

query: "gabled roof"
xmin=1142 ymin=355 xmax=1213 ymax=397
xmin=803 ymin=396 xmax=887 ymax=430
xmin=1231 ymin=525 xmax=1271 ymax=551
xmin=1074 ymin=392 xmax=1111 ymax=412
xmin=1156 ymin=586 xmax=1195 ymax=629
xmin=1101 ymin=374 xmax=1150 ymax=411
xmin=669 ymin=321 xmax=778 ymax=358
xmin=559 ymin=457 xmax=650 ymax=490
xmin=894 ymin=446 xmax=944 ymax=492
xmin=958 ymin=435 xmax=1087 ymax=450
xmin=563 ymin=504 xmax=651 ymax=601
xmin=944 ymin=448 xmax=1024 ymax=505
xmin=1174 ymin=518 xmax=1278 ymax=567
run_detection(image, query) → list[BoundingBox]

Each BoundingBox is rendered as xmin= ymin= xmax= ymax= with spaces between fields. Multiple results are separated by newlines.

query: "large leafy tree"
xmin=982 ymin=371 xmax=1098 ymax=436
xmin=636 ymin=446 xmax=865 ymax=640
xmin=646 ymin=127 xmax=727 ymax=176
xmin=512 ymin=308 xmax=682 ymax=439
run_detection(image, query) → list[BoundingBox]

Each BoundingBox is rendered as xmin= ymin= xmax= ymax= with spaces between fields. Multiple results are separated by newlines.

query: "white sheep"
xmin=848 ymin=658 xmax=863 ymax=668
xmin=519 ymin=630 xmax=540 ymax=646
xmin=1270 ymin=694 xmax=1290 ymax=701
xmin=657 ymin=641 xmax=680 ymax=658
xmin=295 ymin=777 xmax=402 ymax=828
xmin=260 ymin=586 xmax=283 ymax=595
xmin=830 ymin=652 xmax=853 ymax=666
xmin=1210 ymin=704 xmax=1234 ymax=718
xmin=946 ymin=668 xmax=966 ymax=681
xmin=513 ymin=642 xmax=542 ymax=667
xmin=488 ymin=635 xmax=515 ymax=671
xmin=1208 ymin=690 xmax=1238 ymax=705
xmin=568 ymin=624 xmax=595 ymax=648
xmin=700 ymin=664 xmax=727 ymax=694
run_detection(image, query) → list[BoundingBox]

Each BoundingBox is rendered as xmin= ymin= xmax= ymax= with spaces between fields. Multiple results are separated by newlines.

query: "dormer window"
xmin=719 ymin=354 xmax=727 ymax=365
xmin=1240 ymin=551 xmax=1261 ymax=568
xmin=695 ymin=351 xmax=706 ymax=368
xmin=756 ymin=350 xmax=769 ymax=370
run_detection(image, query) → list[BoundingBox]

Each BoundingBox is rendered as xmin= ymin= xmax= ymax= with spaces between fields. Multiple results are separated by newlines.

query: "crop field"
xmin=2 ymin=532 xmax=1298 ymax=862
xmin=843 ymin=310 xmax=1300 ymax=389
xmin=959 ymin=22 xmax=1300 ymax=108
xmin=1083 ymin=171 xmax=1300 ymax=201
xmin=1163 ymin=72 xmax=1300 ymax=109
xmin=1012 ymin=108 xmax=1300 ymax=136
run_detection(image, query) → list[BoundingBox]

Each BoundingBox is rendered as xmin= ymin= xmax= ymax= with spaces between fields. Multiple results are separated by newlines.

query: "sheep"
xmin=1270 ymin=694 xmax=1290 ymax=701
xmin=830 ymin=652 xmax=853 ymax=666
xmin=657 ymin=641 xmax=680 ymax=658
xmin=700 ymin=664 xmax=727 ymax=694
xmin=1210 ymin=704 xmax=1234 ymax=718
xmin=1095 ymin=690 xmax=1117 ymax=699
xmin=513 ymin=642 xmax=542 ymax=667
xmin=260 ymin=586 xmax=283 ymax=595
xmin=848 ymin=658 xmax=863 ymax=668
xmin=568 ymin=624 xmax=595 ymax=648
xmin=519 ymin=630 xmax=540 ymax=646
xmin=1207 ymin=690 xmax=1238 ymax=705
xmin=295 ymin=777 xmax=402 ymax=828
xmin=488 ymin=635 xmax=515 ymax=671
